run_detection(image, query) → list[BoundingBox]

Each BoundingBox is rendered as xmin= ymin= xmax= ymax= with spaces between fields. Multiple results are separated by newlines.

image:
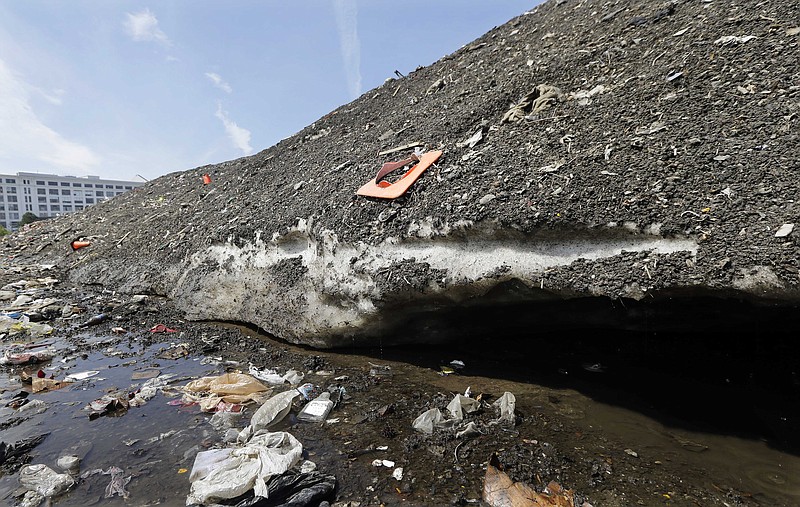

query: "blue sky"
xmin=0 ymin=1 xmax=534 ymax=182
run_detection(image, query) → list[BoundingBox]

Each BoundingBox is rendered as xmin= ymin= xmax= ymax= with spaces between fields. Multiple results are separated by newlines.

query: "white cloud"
xmin=332 ymin=0 xmax=362 ymax=99
xmin=123 ymin=8 xmax=171 ymax=46
xmin=205 ymin=72 xmax=232 ymax=94
xmin=215 ymin=104 xmax=252 ymax=155
xmin=0 ymin=59 xmax=100 ymax=174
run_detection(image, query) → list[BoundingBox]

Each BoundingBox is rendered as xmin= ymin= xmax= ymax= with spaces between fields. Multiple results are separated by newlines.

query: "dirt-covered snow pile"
xmin=3 ymin=0 xmax=798 ymax=347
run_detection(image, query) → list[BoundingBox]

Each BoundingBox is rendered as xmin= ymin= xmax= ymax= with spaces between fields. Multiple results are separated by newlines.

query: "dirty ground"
xmin=1 ymin=262 xmax=799 ymax=506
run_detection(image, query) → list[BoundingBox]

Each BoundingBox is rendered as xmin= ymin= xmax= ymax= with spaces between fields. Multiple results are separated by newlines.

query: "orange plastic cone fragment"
xmin=71 ymin=240 xmax=91 ymax=251
xmin=202 ymin=174 xmax=212 ymax=185
xmin=356 ymin=150 xmax=442 ymax=199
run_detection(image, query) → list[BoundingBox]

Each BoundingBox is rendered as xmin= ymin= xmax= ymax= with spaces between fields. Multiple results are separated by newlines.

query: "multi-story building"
xmin=0 ymin=172 xmax=145 ymax=231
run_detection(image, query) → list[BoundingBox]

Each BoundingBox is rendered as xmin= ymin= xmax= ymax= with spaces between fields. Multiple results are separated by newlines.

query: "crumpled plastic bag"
xmin=238 ymin=389 xmax=300 ymax=441
xmin=0 ymin=315 xmax=53 ymax=338
xmin=493 ymin=392 xmax=516 ymax=424
xmin=183 ymin=373 xmax=270 ymax=410
xmin=130 ymin=374 xmax=175 ymax=407
xmin=447 ymin=394 xmax=480 ymax=421
xmin=19 ymin=464 xmax=75 ymax=497
xmin=412 ymin=408 xmax=453 ymax=435
xmin=187 ymin=431 xmax=303 ymax=505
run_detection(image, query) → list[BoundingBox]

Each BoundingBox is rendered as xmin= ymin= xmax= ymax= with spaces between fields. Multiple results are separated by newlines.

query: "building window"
xmin=0 ymin=187 xmax=4 ymax=193
xmin=60 ymin=182 xmax=70 ymax=187
xmin=105 ymin=191 xmax=114 ymax=197
xmin=72 ymin=183 xmax=82 ymax=187
xmin=125 ymin=186 xmax=132 ymax=190
xmin=63 ymin=205 xmax=72 ymax=212
xmin=7 ymin=187 xmax=16 ymax=193
xmin=115 ymin=185 xmax=122 ymax=189
xmin=95 ymin=184 xmax=103 ymax=188
xmin=37 ymin=188 xmax=46 ymax=195
xmin=96 ymin=191 xmax=104 ymax=196
xmin=38 ymin=205 xmax=47 ymax=211
xmin=61 ymin=189 xmax=70 ymax=195
xmin=48 ymin=181 xmax=58 ymax=186
xmin=7 ymin=195 xmax=17 ymax=202
xmin=4 ymin=178 xmax=15 ymax=183
xmin=85 ymin=198 xmax=94 ymax=204
xmin=37 ymin=197 xmax=46 ymax=203
xmin=73 ymin=190 xmax=83 ymax=197
xmin=49 ymin=198 xmax=59 ymax=203
xmin=49 ymin=189 xmax=58 ymax=195
xmin=75 ymin=205 xmax=83 ymax=211
xmin=50 ymin=205 xmax=60 ymax=211
xmin=0 ymin=195 xmax=3 ymax=202
xmin=23 ymin=179 xmax=30 ymax=184
xmin=36 ymin=181 xmax=45 ymax=185
xmin=9 ymin=204 xmax=18 ymax=211
xmin=105 ymin=185 xmax=113 ymax=189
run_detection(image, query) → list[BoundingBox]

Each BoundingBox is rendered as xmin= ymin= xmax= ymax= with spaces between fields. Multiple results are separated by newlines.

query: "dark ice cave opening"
xmin=351 ymin=294 xmax=800 ymax=455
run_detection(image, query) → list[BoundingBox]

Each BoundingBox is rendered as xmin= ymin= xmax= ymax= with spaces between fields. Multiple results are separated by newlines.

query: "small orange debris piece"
xmin=356 ymin=150 xmax=442 ymax=199
xmin=484 ymin=454 xmax=575 ymax=507
xmin=71 ymin=240 xmax=91 ymax=250
xmin=202 ymin=173 xmax=212 ymax=185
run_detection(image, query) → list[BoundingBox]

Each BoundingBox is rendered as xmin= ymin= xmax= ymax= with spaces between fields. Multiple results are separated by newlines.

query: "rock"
xmin=775 ymin=224 xmax=794 ymax=238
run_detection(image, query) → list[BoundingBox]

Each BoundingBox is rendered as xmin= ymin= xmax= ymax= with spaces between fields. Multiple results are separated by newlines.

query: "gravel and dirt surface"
xmin=1 ymin=0 xmax=800 ymax=505
xmin=1 ymin=0 xmax=797 ymax=346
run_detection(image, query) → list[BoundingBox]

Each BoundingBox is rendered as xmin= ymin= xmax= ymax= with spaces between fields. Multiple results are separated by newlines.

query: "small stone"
xmin=624 ymin=448 xmax=639 ymax=457
xmin=775 ymin=223 xmax=794 ymax=238
xmin=479 ymin=194 xmax=496 ymax=205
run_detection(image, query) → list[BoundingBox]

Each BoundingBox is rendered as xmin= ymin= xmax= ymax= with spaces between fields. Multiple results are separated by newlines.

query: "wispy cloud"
xmin=205 ymin=72 xmax=232 ymax=94
xmin=123 ymin=8 xmax=171 ymax=46
xmin=0 ymin=59 xmax=100 ymax=173
xmin=215 ymin=103 xmax=252 ymax=155
xmin=332 ymin=0 xmax=362 ymax=99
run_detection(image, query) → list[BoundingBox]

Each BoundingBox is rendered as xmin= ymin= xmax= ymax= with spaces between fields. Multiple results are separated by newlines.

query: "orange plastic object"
xmin=356 ymin=150 xmax=442 ymax=199
xmin=71 ymin=240 xmax=91 ymax=251
xmin=202 ymin=174 xmax=212 ymax=185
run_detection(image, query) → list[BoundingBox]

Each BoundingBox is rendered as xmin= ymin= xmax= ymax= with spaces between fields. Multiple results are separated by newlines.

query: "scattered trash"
xmin=81 ymin=466 xmax=132 ymax=499
xmin=493 ymin=392 xmax=516 ymax=425
xmin=282 ymin=369 xmax=305 ymax=385
xmin=65 ymin=370 xmax=100 ymax=381
xmin=582 ymin=363 xmax=606 ymax=373
xmin=0 ymin=348 xmax=54 ymax=365
xmin=111 ymin=326 xmax=126 ymax=334
xmin=248 ymin=364 xmax=286 ymax=384
xmin=392 ymin=467 xmax=404 ymax=481
xmin=158 ymin=343 xmax=189 ymax=359
xmin=32 ymin=377 xmax=72 ymax=393
xmin=81 ymin=313 xmax=107 ymax=327
xmin=501 ymin=85 xmax=563 ymax=123
xmin=456 ymin=421 xmax=482 ymax=439
xmin=413 ymin=408 xmax=451 ymax=434
xmin=426 ymin=77 xmax=444 ymax=95
xmin=569 ymin=85 xmax=606 ymax=106
xmin=70 ymin=240 xmax=91 ymax=251
xmin=19 ymin=463 xmax=75 ymax=498
xmin=715 ymin=35 xmax=756 ymax=45
xmin=369 ymin=362 xmax=393 ymax=377
xmin=377 ymin=141 xmax=424 ymax=157
xmin=447 ymin=394 xmax=480 ymax=421
xmin=0 ymin=316 xmax=53 ymax=338
xmin=457 ymin=127 xmax=485 ymax=149
xmin=666 ymin=71 xmax=683 ymax=82
xmin=775 ymin=223 xmax=794 ymax=238
xmin=85 ymin=392 xmax=129 ymax=419
xmin=182 ymin=373 xmax=270 ymax=412
xmin=202 ymin=173 xmax=212 ymax=185
xmin=238 ymin=389 xmax=301 ymax=440
xmin=186 ymin=431 xmax=303 ymax=505
xmin=484 ymin=454 xmax=574 ymax=507
xmin=150 ymin=323 xmax=178 ymax=333
xmin=624 ymin=448 xmax=639 ymax=458
xmin=297 ymin=392 xmax=334 ymax=423
xmin=356 ymin=150 xmax=443 ymax=199
xmin=56 ymin=455 xmax=81 ymax=475
xmin=371 ymin=459 xmax=395 ymax=467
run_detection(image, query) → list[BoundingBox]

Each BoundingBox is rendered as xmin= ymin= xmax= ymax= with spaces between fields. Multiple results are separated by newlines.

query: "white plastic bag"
xmin=238 ymin=389 xmax=299 ymax=441
xmin=493 ymin=392 xmax=516 ymax=424
xmin=446 ymin=394 xmax=480 ymax=421
xmin=19 ymin=464 xmax=75 ymax=497
xmin=186 ymin=431 xmax=302 ymax=505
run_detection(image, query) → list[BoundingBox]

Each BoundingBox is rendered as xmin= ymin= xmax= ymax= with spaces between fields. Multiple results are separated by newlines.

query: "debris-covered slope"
xmin=3 ymin=0 xmax=799 ymax=346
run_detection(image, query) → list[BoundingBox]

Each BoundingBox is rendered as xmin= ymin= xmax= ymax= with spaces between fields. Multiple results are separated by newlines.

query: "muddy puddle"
xmin=1 ymin=314 xmax=799 ymax=506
